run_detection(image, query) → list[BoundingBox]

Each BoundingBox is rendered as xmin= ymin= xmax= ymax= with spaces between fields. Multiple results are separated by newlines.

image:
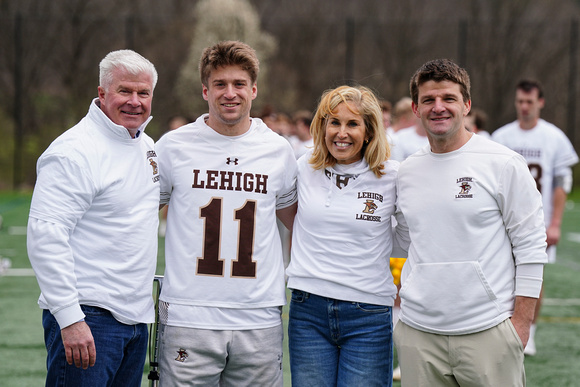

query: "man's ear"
xmin=251 ymin=83 xmax=258 ymax=100
xmin=412 ymin=101 xmax=420 ymax=118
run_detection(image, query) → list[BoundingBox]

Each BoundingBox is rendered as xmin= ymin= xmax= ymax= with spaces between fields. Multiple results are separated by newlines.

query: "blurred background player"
xmin=465 ymin=107 xmax=491 ymax=138
xmin=492 ymin=79 xmax=579 ymax=356
xmin=388 ymin=97 xmax=424 ymax=162
xmin=291 ymin=109 xmax=314 ymax=160
xmin=381 ymin=99 xmax=393 ymax=133
xmin=386 ymin=97 xmax=418 ymax=139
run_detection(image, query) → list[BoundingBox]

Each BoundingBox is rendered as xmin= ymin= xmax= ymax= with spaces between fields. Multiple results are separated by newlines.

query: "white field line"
xmin=2 ymin=268 xmax=36 ymax=276
xmin=543 ymin=298 xmax=580 ymax=306
xmin=7 ymin=226 xmax=27 ymax=236
xmin=566 ymin=232 xmax=580 ymax=244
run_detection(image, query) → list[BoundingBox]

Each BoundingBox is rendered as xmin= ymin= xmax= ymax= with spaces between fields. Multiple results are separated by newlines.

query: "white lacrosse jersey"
xmin=156 ymin=114 xmax=297 ymax=329
xmin=492 ymin=119 xmax=578 ymax=228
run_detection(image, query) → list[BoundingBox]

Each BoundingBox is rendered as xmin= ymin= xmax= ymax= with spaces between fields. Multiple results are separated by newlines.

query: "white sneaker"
xmin=393 ymin=365 xmax=401 ymax=381
xmin=0 ymin=258 xmax=11 ymax=276
xmin=524 ymin=324 xmax=537 ymax=356
xmin=524 ymin=335 xmax=536 ymax=356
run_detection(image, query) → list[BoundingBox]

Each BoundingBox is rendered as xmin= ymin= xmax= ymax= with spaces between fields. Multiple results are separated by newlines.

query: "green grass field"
xmin=1 ymin=190 xmax=579 ymax=386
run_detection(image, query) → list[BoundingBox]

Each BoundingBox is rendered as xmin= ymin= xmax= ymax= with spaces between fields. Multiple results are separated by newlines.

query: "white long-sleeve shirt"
xmin=27 ymin=99 xmax=160 ymax=329
xmin=396 ymin=134 xmax=547 ymax=335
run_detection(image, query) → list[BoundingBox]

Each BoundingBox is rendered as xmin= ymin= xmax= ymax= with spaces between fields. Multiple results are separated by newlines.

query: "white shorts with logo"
xmin=158 ymin=324 xmax=283 ymax=387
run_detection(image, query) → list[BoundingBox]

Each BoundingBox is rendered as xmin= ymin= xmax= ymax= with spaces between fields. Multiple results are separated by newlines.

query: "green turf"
xmin=1 ymin=190 xmax=580 ymax=386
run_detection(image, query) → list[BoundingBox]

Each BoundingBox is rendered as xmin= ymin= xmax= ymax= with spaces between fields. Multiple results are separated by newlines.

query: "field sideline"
xmin=1 ymin=190 xmax=579 ymax=386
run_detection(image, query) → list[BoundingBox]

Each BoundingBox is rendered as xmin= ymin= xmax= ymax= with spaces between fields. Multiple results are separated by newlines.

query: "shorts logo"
xmin=455 ymin=177 xmax=474 ymax=199
xmin=175 ymin=348 xmax=188 ymax=362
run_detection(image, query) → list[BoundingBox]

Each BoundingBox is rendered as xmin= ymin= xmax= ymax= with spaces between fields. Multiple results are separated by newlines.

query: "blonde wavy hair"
xmin=309 ymin=85 xmax=390 ymax=177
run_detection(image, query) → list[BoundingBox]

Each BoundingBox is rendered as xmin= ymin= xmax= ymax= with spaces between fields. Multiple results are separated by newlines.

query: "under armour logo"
xmin=226 ymin=157 xmax=239 ymax=165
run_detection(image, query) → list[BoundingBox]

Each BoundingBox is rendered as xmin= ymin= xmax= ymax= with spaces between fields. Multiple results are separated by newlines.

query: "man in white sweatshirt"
xmin=393 ymin=59 xmax=547 ymax=386
xmin=27 ymin=50 xmax=160 ymax=386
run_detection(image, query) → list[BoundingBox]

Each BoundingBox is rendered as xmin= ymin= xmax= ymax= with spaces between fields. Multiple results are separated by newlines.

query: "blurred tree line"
xmin=1 ymin=0 xmax=580 ymax=188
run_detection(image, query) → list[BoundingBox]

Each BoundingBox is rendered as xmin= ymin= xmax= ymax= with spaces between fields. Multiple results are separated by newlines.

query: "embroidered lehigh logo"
xmin=149 ymin=158 xmax=158 ymax=175
xmin=175 ymin=348 xmax=189 ymax=362
xmin=455 ymin=177 xmax=474 ymax=199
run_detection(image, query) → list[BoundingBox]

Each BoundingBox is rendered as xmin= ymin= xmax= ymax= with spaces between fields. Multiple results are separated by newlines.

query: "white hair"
xmin=99 ymin=49 xmax=158 ymax=90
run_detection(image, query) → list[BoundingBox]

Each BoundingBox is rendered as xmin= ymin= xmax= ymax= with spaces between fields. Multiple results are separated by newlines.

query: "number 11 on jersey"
xmin=197 ymin=197 xmax=257 ymax=278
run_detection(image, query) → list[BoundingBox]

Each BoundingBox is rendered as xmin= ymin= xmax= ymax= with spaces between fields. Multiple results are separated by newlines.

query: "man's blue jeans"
xmin=288 ymin=290 xmax=393 ymax=387
xmin=42 ymin=305 xmax=148 ymax=387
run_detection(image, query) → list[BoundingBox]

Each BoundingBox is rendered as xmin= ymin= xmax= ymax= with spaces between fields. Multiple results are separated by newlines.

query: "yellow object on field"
xmin=389 ymin=257 xmax=406 ymax=286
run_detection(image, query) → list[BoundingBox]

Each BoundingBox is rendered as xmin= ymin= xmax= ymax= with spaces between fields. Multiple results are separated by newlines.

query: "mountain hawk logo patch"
xmin=455 ymin=177 xmax=474 ymax=198
xmin=175 ymin=348 xmax=189 ymax=362
xmin=363 ymin=199 xmax=378 ymax=214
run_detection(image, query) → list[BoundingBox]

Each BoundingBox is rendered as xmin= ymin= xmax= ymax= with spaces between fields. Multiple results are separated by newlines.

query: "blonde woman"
xmin=286 ymin=85 xmax=409 ymax=386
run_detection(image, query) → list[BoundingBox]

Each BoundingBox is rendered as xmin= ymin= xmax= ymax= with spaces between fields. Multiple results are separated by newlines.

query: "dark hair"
xmin=468 ymin=108 xmax=487 ymax=131
xmin=292 ymin=109 xmax=313 ymax=127
xmin=199 ymin=41 xmax=259 ymax=86
xmin=410 ymin=59 xmax=471 ymax=104
xmin=516 ymin=79 xmax=544 ymax=99
xmin=380 ymin=99 xmax=392 ymax=113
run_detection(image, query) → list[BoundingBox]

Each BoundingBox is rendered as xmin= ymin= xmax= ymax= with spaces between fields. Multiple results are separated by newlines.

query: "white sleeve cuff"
xmin=515 ymin=263 xmax=544 ymax=298
xmin=52 ymin=303 xmax=86 ymax=329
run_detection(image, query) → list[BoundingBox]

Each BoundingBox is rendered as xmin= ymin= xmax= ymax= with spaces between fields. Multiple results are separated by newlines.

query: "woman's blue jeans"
xmin=288 ymin=290 xmax=393 ymax=387
xmin=42 ymin=305 xmax=148 ymax=387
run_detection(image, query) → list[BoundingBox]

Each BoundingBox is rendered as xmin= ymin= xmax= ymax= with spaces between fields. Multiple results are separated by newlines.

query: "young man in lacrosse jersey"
xmin=155 ymin=40 xmax=297 ymax=386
